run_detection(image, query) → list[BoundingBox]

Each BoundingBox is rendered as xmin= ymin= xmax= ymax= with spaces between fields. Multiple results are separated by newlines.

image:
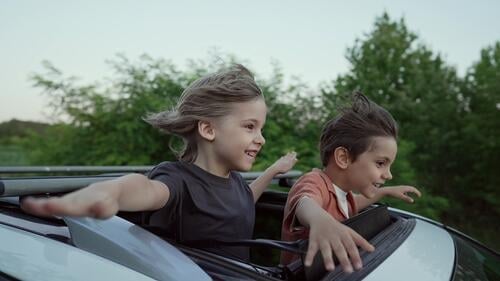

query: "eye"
xmin=376 ymin=161 xmax=385 ymax=168
xmin=245 ymin=124 xmax=255 ymax=130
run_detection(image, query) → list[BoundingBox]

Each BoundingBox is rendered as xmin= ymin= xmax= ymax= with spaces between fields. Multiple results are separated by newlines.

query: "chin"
xmin=238 ymin=167 xmax=252 ymax=172
xmin=240 ymin=159 xmax=256 ymax=171
xmin=234 ymin=163 xmax=253 ymax=172
xmin=361 ymin=188 xmax=377 ymax=199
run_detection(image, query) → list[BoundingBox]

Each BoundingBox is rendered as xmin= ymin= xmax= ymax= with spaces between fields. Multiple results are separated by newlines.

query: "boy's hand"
xmin=269 ymin=152 xmax=298 ymax=174
xmin=21 ymin=182 xmax=120 ymax=219
xmin=381 ymin=185 xmax=421 ymax=203
xmin=305 ymin=212 xmax=375 ymax=273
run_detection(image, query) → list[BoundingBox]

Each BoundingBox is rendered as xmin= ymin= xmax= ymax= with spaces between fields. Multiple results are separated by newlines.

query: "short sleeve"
xmin=283 ymin=173 xmax=329 ymax=231
xmin=147 ymin=162 xmax=184 ymax=209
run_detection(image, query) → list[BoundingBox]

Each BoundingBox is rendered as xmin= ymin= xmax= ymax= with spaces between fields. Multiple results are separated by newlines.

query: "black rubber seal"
xmin=0 ymin=180 xmax=4 ymax=196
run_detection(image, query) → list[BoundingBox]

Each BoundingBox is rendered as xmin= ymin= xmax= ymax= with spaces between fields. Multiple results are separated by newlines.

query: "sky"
xmin=1 ymin=0 xmax=499 ymax=123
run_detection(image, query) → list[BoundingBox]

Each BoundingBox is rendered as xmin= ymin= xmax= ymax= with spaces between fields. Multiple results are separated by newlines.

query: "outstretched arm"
xmin=21 ymin=173 xmax=169 ymax=219
xmin=296 ymin=196 xmax=375 ymax=273
xmin=250 ymin=152 xmax=297 ymax=203
xmin=355 ymin=185 xmax=421 ymax=211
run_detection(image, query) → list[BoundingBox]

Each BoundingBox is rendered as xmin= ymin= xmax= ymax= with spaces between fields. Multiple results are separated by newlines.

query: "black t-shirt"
xmin=147 ymin=161 xmax=255 ymax=261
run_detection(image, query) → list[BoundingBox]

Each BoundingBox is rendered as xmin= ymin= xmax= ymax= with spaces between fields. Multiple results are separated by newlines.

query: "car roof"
xmin=63 ymin=215 xmax=212 ymax=281
xmin=363 ymin=219 xmax=455 ymax=281
xmin=0 ymin=223 xmax=155 ymax=281
xmin=0 ymin=197 xmax=211 ymax=281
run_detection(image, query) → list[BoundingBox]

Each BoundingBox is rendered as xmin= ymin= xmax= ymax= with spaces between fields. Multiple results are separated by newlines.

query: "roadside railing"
xmin=0 ymin=166 xmax=302 ymax=197
xmin=0 ymin=166 xmax=154 ymax=174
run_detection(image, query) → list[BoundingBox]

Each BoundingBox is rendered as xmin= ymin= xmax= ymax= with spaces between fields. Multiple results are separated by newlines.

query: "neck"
xmin=323 ymin=165 xmax=350 ymax=193
xmin=193 ymin=150 xmax=230 ymax=178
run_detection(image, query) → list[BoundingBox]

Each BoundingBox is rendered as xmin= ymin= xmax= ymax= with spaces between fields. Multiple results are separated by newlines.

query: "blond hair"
xmin=145 ymin=64 xmax=263 ymax=162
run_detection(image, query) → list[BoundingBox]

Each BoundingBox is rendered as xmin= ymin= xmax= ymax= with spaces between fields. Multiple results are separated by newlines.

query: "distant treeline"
xmin=0 ymin=119 xmax=48 ymax=139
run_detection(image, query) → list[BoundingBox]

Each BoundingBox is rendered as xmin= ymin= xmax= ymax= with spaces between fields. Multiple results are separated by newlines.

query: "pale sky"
xmin=1 ymin=0 xmax=499 ymax=123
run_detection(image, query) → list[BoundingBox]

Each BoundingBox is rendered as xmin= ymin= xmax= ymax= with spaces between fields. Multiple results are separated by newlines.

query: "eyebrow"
xmin=242 ymin=118 xmax=264 ymax=125
xmin=376 ymin=157 xmax=392 ymax=162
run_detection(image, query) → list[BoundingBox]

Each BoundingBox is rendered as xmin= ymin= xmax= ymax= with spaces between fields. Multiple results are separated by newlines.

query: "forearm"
xmin=354 ymin=190 xmax=386 ymax=211
xmin=295 ymin=196 xmax=331 ymax=228
xmin=249 ymin=166 xmax=279 ymax=203
xmin=91 ymin=173 xmax=168 ymax=211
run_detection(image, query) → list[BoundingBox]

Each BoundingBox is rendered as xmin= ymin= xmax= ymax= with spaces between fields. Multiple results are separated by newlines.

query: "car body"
xmin=0 ymin=172 xmax=499 ymax=281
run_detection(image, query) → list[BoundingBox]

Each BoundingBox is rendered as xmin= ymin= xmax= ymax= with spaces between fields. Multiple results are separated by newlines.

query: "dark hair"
xmin=319 ymin=92 xmax=398 ymax=166
xmin=144 ymin=64 xmax=263 ymax=162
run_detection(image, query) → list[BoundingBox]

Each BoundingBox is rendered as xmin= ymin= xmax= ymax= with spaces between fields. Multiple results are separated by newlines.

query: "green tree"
xmin=256 ymin=66 xmax=324 ymax=171
xmin=448 ymin=42 xmax=500 ymax=249
xmin=26 ymin=55 xmax=186 ymax=165
xmin=0 ymin=119 xmax=48 ymax=165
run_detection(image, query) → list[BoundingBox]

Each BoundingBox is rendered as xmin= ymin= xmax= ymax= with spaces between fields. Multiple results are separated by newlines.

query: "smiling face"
xmin=211 ymin=97 xmax=267 ymax=173
xmin=344 ymin=136 xmax=397 ymax=198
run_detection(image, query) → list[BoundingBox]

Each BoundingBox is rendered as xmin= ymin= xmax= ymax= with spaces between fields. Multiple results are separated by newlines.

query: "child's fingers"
xmin=21 ymin=197 xmax=49 ymax=217
xmin=319 ymin=241 xmax=335 ymax=271
xmin=410 ymin=187 xmax=422 ymax=197
xmin=398 ymin=185 xmax=421 ymax=197
xmin=341 ymin=234 xmax=362 ymax=270
xmin=400 ymin=194 xmax=415 ymax=203
xmin=22 ymin=197 xmax=61 ymax=217
xmin=304 ymin=240 xmax=319 ymax=267
xmin=396 ymin=186 xmax=421 ymax=202
xmin=350 ymin=228 xmax=375 ymax=252
xmin=390 ymin=189 xmax=415 ymax=203
xmin=286 ymin=151 xmax=297 ymax=160
xmin=331 ymin=241 xmax=352 ymax=273
xmin=45 ymin=197 xmax=86 ymax=217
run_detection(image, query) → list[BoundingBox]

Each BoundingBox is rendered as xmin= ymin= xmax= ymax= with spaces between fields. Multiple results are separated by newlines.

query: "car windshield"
xmin=451 ymin=234 xmax=500 ymax=281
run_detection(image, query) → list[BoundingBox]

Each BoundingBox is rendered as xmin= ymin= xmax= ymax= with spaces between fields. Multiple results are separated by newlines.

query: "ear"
xmin=333 ymin=147 xmax=351 ymax=169
xmin=197 ymin=120 xmax=216 ymax=141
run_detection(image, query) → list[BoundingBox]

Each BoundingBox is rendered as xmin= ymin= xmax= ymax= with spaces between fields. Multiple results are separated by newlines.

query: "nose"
xmin=255 ymin=130 xmax=265 ymax=146
xmin=383 ymin=168 xmax=393 ymax=180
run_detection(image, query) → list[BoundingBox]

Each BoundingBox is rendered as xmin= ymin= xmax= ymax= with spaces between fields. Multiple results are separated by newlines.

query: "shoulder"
xmin=294 ymin=169 xmax=327 ymax=188
xmin=147 ymin=162 xmax=188 ymax=192
xmin=147 ymin=161 xmax=184 ymax=178
xmin=287 ymin=169 xmax=333 ymax=201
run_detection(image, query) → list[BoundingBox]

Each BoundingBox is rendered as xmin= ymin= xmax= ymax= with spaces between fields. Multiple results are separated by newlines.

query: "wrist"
xmin=377 ymin=187 xmax=389 ymax=198
xmin=266 ymin=165 xmax=280 ymax=176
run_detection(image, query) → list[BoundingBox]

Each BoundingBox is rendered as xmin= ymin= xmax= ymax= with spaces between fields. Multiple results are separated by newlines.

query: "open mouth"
xmin=373 ymin=183 xmax=384 ymax=188
xmin=245 ymin=150 xmax=258 ymax=158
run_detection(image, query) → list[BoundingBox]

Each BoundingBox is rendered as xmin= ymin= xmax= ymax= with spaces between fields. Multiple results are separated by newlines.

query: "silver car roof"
xmin=363 ymin=219 xmax=455 ymax=281
xmin=63 ymin=215 xmax=211 ymax=281
xmin=0 ymin=196 xmax=211 ymax=281
xmin=0 ymin=223 xmax=156 ymax=281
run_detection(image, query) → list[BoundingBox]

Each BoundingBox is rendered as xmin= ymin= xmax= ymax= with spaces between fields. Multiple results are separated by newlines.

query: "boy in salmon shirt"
xmin=281 ymin=92 xmax=421 ymax=273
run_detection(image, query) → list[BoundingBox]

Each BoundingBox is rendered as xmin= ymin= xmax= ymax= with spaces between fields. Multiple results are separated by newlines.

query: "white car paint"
xmin=0 ymin=223 xmax=156 ymax=281
xmin=364 ymin=220 xmax=455 ymax=281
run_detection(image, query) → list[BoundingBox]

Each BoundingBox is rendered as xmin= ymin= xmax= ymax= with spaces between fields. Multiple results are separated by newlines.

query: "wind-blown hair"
xmin=319 ymin=92 xmax=398 ymax=166
xmin=144 ymin=64 xmax=263 ymax=162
